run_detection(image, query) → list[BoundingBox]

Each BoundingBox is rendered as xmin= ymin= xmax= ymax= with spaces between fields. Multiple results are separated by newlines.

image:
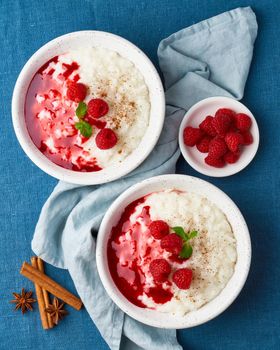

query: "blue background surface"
xmin=0 ymin=0 xmax=279 ymax=349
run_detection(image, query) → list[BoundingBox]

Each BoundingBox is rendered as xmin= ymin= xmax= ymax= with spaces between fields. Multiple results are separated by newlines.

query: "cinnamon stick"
xmin=21 ymin=262 xmax=82 ymax=310
xmin=36 ymin=258 xmax=54 ymax=328
xmin=31 ymin=257 xmax=49 ymax=329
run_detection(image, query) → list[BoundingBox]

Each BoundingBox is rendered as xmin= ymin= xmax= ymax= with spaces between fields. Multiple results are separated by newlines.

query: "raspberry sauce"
xmin=107 ymin=196 xmax=174 ymax=308
xmin=24 ymin=55 xmax=102 ymax=172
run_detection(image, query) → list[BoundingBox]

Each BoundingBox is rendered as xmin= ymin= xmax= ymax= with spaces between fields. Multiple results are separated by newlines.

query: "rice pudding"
xmin=25 ymin=47 xmax=150 ymax=172
xmin=108 ymin=189 xmax=237 ymax=315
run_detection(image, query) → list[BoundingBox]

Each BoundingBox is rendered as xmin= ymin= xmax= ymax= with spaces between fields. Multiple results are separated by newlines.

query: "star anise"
xmin=45 ymin=297 xmax=68 ymax=325
xmin=10 ymin=288 xmax=36 ymax=314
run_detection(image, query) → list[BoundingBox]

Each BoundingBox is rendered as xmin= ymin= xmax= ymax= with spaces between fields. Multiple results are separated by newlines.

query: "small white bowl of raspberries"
xmin=179 ymin=96 xmax=259 ymax=177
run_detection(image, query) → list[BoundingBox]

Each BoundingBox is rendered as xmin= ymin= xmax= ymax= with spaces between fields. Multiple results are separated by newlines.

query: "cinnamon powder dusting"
xmin=89 ymin=77 xmax=138 ymax=131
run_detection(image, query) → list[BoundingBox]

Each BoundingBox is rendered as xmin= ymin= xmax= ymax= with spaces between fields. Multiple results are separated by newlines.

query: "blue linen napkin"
xmin=32 ymin=7 xmax=257 ymax=350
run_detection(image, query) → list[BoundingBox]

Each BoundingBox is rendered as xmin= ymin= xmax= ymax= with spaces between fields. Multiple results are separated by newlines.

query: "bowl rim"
xmin=11 ymin=30 xmax=165 ymax=185
xmin=96 ymin=174 xmax=251 ymax=329
xmin=178 ymin=96 xmax=260 ymax=177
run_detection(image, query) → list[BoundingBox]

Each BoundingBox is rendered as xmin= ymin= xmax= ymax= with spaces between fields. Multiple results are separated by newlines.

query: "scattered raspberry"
xmin=160 ymin=233 xmax=183 ymax=255
xmin=235 ymin=113 xmax=252 ymax=132
xmin=225 ymin=132 xmax=244 ymax=153
xmin=242 ymin=131 xmax=253 ymax=145
xmin=224 ymin=151 xmax=240 ymax=164
xmin=149 ymin=259 xmax=171 ymax=283
xmin=66 ymin=82 xmax=87 ymax=102
xmin=95 ymin=128 xmax=118 ymax=150
xmin=196 ymin=136 xmax=211 ymax=153
xmin=212 ymin=110 xmax=233 ymax=137
xmin=172 ymin=268 xmax=193 ymax=289
xmin=199 ymin=116 xmax=216 ymax=137
xmin=149 ymin=220 xmax=169 ymax=239
xmin=183 ymin=127 xmax=203 ymax=147
xmin=205 ymin=155 xmax=225 ymax=168
xmin=88 ymin=98 xmax=109 ymax=118
xmin=208 ymin=137 xmax=228 ymax=158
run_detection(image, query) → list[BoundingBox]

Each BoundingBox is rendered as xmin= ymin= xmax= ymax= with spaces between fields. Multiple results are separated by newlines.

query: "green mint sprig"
xmin=74 ymin=102 xmax=92 ymax=138
xmin=75 ymin=120 xmax=92 ymax=138
xmin=76 ymin=102 xmax=88 ymax=118
xmin=172 ymin=227 xmax=198 ymax=259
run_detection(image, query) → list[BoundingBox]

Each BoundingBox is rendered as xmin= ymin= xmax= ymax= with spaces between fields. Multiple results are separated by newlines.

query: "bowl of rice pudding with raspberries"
xmin=12 ymin=31 xmax=165 ymax=184
xmin=96 ymin=174 xmax=251 ymax=328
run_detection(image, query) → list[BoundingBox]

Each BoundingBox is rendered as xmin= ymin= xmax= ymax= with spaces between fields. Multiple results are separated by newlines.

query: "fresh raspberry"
xmin=183 ymin=127 xmax=203 ymax=147
xmin=205 ymin=155 xmax=225 ymax=168
xmin=85 ymin=115 xmax=107 ymax=129
xmin=88 ymin=98 xmax=109 ymax=118
xmin=160 ymin=233 xmax=183 ymax=255
xmin=224 ymin=151 xmax=240 ymax=164
xmin=225 ymin=132 xmax=244 ymax=153
xmin=149 ymin=259 xmax=171 ymax=283
xmin=199 ymin=116 xmax=217 ymax=137
xmin=208 ymin=137 xmax=228 ymax=158
xmin=234 ymin=113 xmax=252 ymax=132
xmin=196 ymin=136 xmax=211 ymax=153
xmin=228 ymin=125 xmax=238 ymax=133
xmin=215 ymin=108 xmax=236 ymax=120
xmin=212 ymin=109 xmax=234 ymax=137
xmin=242 ymin=131 xmax=253 ymax=145
xmin=172 ymin=268 xmax=193 ymax=289
xmin=95 ymin=128 xmax=118 ymax=150
xmin=149 ymin=220 xmax=169 ymax=239
xmin=66 ymin=82 xmax=87 ymax=102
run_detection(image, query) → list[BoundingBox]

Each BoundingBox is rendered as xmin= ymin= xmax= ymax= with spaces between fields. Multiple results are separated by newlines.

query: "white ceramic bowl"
xmin=96 ymin=174 xmax=251 ymax=329
xmin=179 ymin=96 xmax=259 ymax=177
xmin=12 ymin=31 xmax=165 ymax=185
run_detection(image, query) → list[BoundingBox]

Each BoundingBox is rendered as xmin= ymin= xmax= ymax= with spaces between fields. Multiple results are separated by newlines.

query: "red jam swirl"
xmin=107 ymin=196 xmax=174 ymax=308
xmin=24 ymin=55 xmax=102 ymax=172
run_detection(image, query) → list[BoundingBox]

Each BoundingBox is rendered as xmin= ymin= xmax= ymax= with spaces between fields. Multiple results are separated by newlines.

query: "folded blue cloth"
xmin=32 ymin=7 xmax=257 ymax=350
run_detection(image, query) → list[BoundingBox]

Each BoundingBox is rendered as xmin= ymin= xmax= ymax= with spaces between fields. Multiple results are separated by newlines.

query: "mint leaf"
xmin=179 ymin=243 xmax=193 ymax=259
xmin=172 ymin=226 xmax=188 ymax=240
xmin=187 ymin=231 xmax=198 ymax=240
xmin=75 ymin=121 xmax=92 ymax=138
xmin=76 ymin=102 xmax=87 ymax=118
